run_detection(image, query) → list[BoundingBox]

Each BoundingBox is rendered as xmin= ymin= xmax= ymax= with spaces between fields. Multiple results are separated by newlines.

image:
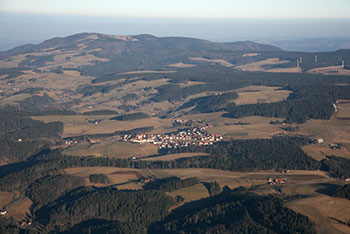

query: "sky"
xmin=1 ymin=0 xmax=350 ymax=19
xmin=0 ymin=0 xmax=350 ymax=51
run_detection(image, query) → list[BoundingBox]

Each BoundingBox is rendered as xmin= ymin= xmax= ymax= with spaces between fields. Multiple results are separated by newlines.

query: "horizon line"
xmin=2 ymin=10 xmax=350 ymax=20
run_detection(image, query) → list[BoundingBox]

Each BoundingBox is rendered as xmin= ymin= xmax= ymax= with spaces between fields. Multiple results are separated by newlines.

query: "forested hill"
xmin=0 ymin=33 xmax=283 ymax=76
xmin=0 ymin=33 xmax=281 ymax=59
xmin=150 ymin=187 xmax=316 ymax=234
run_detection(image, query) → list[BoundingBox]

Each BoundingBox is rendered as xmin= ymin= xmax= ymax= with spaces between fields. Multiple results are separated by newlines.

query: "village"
xmin=123 ymin=125 xmax=223 ymax=149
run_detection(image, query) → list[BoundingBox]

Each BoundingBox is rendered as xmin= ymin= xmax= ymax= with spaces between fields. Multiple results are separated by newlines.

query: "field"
xmin=167 ymin=62 xmax=196 ymax=68
xmin=243 ymin=53 xmax=260 ymax=57
xmin=0 ymin=65 xmax=178 ymax=114
xmin=0 ymin=191 xmax=13 ymax=209
xmin=63 ymin=138 xmax=158 ymax=158
xmin=299 ymin=101 xmax=350 ymax=160
xmin=308 ymin=66 xmax=350 ymax=76
xmin=120 ymin=70 xmax=175 ymax=75
xmin=236 ymin=58 xmax=301 ymax=73
xmin=267 ymin=67 xmax=303 ymax=73
xmin=233 ymin=85 xmax=291 ymax=105
xmin=181 ymin=112 xmax=285 ymax=139
xmin=5 ymin=197 xmax=32 ymax=220
xmin=64 ymin=167 xmax=329 ymax=190
xmin=167 ymin=183 xmax=210 ymax=210
xmin=189 ymin=57 xmax=234 ymax=67
xmin=32 ymin=115 xmax=175 ymax=137
xmin=0 ymin=70 xmax=94 ymax=107
xmin=74 ymin=78 xmax=171 ymax=113
xmin=77 ymin=167 xmax=327 ymax=188
xmin=285 ymin=182 xmax=350 ymax=234
xmin=64 ymin=167 xmax=146 ymax=190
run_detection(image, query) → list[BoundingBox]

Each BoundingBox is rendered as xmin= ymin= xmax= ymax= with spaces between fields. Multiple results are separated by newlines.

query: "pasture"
xmin=308 ymin=66 xmax=350 ymax=76
xmin=189 ymin=57 xmax=234 ymax=67
xmin=181 ymin=112 xmax=285 ymax=139
xmin=63 ymin=138 xmax=158 ymax=158
xmin=0 ymin=191 xmax=13 ymax=209
xmin=285 ymin=182 xmax=350 ymax=234
xmin=233 ymin=85 xmax=291 ymax=105
xmin=167 ymin=183 xmax=210 ymax=208
xmin=167 ymin=62 xmax=196 ymax=68
xmin=64 ymin=167 xmax=146 ymax=190
xmin=32 ymin=115 xmax=175 ymax=137
xmin=299 ymin=101 xmax=350 ymax=159
xmin=6 ymin=197 xmax=32 ymax=220
xmin=236 ymin=58 xmax=292 ymax=72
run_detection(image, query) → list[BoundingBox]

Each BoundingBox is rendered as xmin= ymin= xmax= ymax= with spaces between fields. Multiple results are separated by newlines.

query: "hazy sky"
xmin=0 ymin=0 xmax=350 ymax=51
xmin=1 ymin=0 xmax=349 ymax=19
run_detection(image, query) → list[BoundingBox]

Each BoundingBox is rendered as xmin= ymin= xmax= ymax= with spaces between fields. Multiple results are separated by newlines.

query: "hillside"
xmin=0 ymin=33 xmax=349 ymax=116
xmin=0 ymin=33 xmax=281 ymax=58
xmin=1 ymin=33 xmax=350 ymax=233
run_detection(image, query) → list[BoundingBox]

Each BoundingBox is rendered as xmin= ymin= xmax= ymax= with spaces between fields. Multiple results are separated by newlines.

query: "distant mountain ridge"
xmin=0 ymin=33 xmax=284 ymax=77
xmin=0 ymin=33 xmax=349 ymax=78
xmin=1 ymin=33 xmax=282 ymax=58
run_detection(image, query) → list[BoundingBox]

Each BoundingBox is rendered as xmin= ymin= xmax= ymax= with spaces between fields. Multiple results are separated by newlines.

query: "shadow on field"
xmin=315 ymin=183 xmax=339 ymax=196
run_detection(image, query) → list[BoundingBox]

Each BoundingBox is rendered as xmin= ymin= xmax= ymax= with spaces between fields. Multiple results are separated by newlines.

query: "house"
xmin=267 ymin=178 xmax=287 ymax=185
xmin=329 ymin=143 xmax=341 ymax=149
xmin=0 ymin=210 xmax=7 ymax=215
xmin=317 ymin=138 xmax=324 ymax=144
xmin=88 ymin=138 xmax=101 ymax=144
xmin=280 ymin=169 xmax=290 ymax=174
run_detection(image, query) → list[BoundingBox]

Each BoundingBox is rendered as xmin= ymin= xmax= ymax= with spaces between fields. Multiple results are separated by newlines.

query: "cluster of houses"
xmin=1 ymin=210 xmax=33 ymax=226
xmin=267 ymin=177 xmax=287 ymax=185
xmin=20 ymin=219 xmax=32 ymax=227
xmin=64 ymin=140 xmax=78 ymax=145
xmin=329 ymin=143 xmax=342 ymax=149
xmin=123 ymin=126 xmax=223 ymax=149
xmin=64 ymin=137 xmax=101 ymax=145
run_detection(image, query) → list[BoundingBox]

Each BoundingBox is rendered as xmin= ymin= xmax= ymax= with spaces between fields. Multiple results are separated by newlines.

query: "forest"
xmin=143 ymin=177 xmax=200 ymax=192
xmin=178 ymin=91 xmax=238 ymax=113
xmin=26 ymin=174 xmax=86 ymax=212
xmin=334 ymin=184 xmax=350 ymax=200
xmin=0 ymin=136 xmax=334 ymax=194
xmin=89 ymin=174 xmax=112 ymax=184
xmin=0 ymin=185 xmax=317 ymax=233
xmin=321 ymin=156 xmax=350 ymax=179
xmin=158 ymin=136 xmax=320 ymax=171
xmin=149 ymin=187 xmax=316 ymax=234
xmin=83 ymin=109 xmax=118 ymax=115
xmin=34 ymin=187 xmax=177 ymax=231
xmin=0 ymin=109 xmax=62 ymax=163
xmin=110 ymin=112 xmax=150 ymax=121
xmin=225 ymin=84 xmax=350 ymax=123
